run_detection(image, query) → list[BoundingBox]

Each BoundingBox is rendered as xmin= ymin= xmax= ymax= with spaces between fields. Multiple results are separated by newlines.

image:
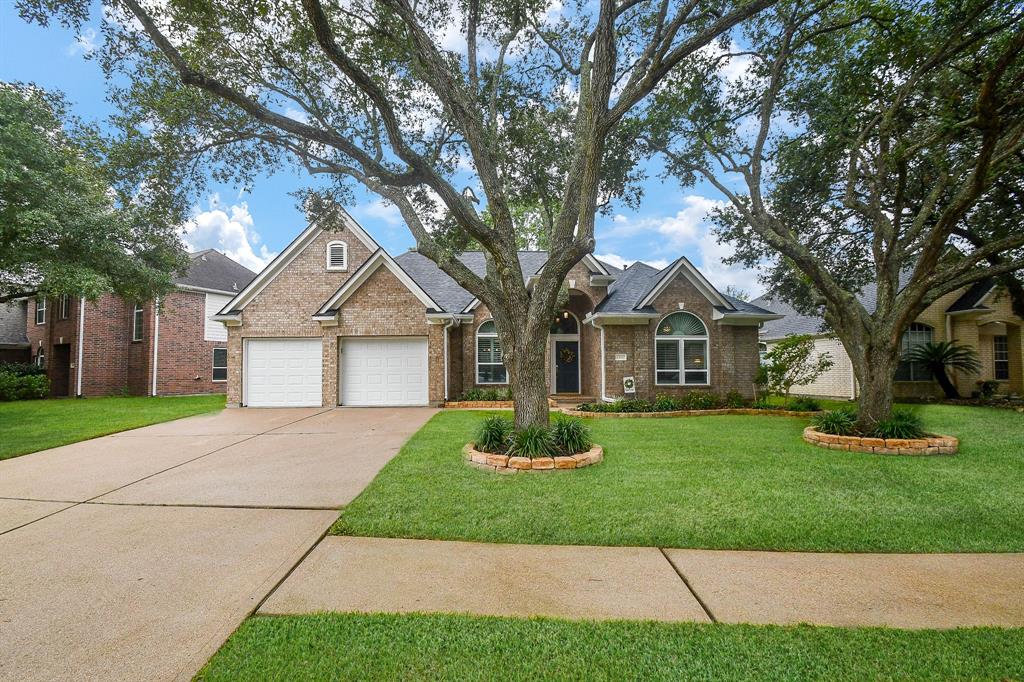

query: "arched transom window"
xmin=326 ymin=241 xmax=348 ymax=271
xmin=895 ymin=322 xmax=933 ymax=382
xmin=655 ymin=312 xmax=709 ymax=385
xmin=550 ymin=311 xmax=579 ymax=335
xmin=476 ymin=320 xmax=507 ymax=384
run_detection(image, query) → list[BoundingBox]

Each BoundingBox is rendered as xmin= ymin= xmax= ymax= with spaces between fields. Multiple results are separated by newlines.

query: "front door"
xmin=554 ymin=340 xmax=580 ymax=393
xmin=50 ymin=344 xmax=71 ymax=397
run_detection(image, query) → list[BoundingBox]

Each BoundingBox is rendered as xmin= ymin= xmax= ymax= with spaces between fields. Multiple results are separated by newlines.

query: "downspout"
xmin=151 ymin=297 xmax=160 ymax=396
xmin=591 ymin=317 xmax=611 ymax=402
xmin=442 ymin=315 xmax=457 ymax=401
xmin=75 ymin=297 xmax=85 ymax=397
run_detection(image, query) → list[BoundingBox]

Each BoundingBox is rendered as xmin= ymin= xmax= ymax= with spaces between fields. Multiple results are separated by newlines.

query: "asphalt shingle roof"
xmin=175 ymin=250 xmax=257 ymax=295
xmin=946 ymin=279 xmax=994 ymax=313
xmin=0 ymin=301 xmax=28 ymax=347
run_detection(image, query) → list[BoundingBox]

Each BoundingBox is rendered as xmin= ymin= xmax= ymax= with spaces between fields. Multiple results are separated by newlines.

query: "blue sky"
xmin=0 ymin=3 xmax=763 ymax=295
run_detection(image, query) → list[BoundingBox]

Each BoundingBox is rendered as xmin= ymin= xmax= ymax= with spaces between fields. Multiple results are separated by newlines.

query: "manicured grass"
xmin=333 ymin=404 xmax=1024 ymax=552
xmin=197 ymin=613 xmax=1024 ymax=681
xmin=0 ymin=395 xmax=225 ymax=460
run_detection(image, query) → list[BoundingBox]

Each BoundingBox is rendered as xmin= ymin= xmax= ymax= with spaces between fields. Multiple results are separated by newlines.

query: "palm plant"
xmin=905 ymin=341 xmax=981 ymax=399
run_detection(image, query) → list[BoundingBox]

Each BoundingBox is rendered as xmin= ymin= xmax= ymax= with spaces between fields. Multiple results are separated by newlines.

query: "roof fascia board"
xmin=585 ymin=312 xmax=659 ymax=325
xmin=176 ymin=283 xmax=240 ymax=296
xmin=582 ymin=254 xmax=611 ymax=276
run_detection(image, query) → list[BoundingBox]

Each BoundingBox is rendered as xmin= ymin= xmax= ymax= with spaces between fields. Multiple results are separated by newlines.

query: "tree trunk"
xmin=853 ymin=342 xmax=898 ymax=433
xmin=933 ymin=367 xmax=961 ymax=399
xmin=504 ymin=337 xmax=550 ymax=430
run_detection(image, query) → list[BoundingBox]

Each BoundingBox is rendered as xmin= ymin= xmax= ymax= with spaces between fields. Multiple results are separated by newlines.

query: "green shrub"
xmin=0 ymin=370 xmax=49 ymax=401
xmin=652 ymin=394 xmax=681 ymax=411
xmin=872 ymin=409 xmax=925 ymax=439
xmin=551 ymin=416 xmax=592 ymax=455
xmin=461 ymin=388 xmax=511 ymax=402
xmin=751 ymin=396 xmax=773 ymax=410
xmin=475 ymin=416 xmax=513 ymax=453
xmin=724 ymin=390 xmax=747 ymax=408
xmin=507 ymin=425 xmax=555 ymax=458
xmin=610 ymin=398 xmax=654 ymax=413
xmin=812 ymin=408 xmax=858 ymax=436
xmin=978 ymin=380 xmax=999 ymax=399
xmin=678 ymin=391 xmax=721 ymax=410
xmin=789 ymin=396 xmax=821 ymax=412
xmin=0 ymin=362 xmax=45 ymax=377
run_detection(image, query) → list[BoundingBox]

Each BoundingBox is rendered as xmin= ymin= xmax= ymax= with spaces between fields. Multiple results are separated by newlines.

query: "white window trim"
xmin=896 ymin=322 xmax=933 ymax=382
xmin=549 ymin=311 xmax=582 ymax=393
xmin=326 ymin=240 xmax=348 ymax=271
xmin=212 ymin=347 xmax=228 ymax=383
xmin=476 ymin=320 xmax=508 ymax=385
xmin=654 ymin=312 xmax=711 ymax=387
xmin=132 ymin=303 xmax=144 ymax=342
xmin=35 ymin=298 xmax=46 ymax=325
xmin=35 ymin=348 xmax=46 ymax=368
xmin=994 ymin=335 xmax=1010 ymax=381
xmin=59 ymin=294 xmax=70 ymax=319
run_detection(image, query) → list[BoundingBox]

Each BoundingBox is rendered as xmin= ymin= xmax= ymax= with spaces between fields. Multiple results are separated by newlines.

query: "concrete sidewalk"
xmin=261 ymin=536 xmax=1024 ymax=629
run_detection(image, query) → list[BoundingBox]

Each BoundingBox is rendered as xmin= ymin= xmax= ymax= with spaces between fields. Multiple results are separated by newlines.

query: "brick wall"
xmin=227 ymin=226 xmax=375 ymax=405
xmin=154 ymin=290 xmax=228 ymax=395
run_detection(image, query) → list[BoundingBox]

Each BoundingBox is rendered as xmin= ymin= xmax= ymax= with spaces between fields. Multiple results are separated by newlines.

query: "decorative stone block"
xmin=471 ymin=452 xmax=489 ymax=465
xmin=531 ymin=457 xmax=555 ymax=470
xmin=554 ymin=456 xmax=577 ymax=469
xmin=507 ymin=457 xmax=532 ymax=470
xmin=464 ymin=444 xmax=604 ymax=473
xmin=861 ymin=437 xmax=886 ymax=447
xmin=486 ymin=454 xmax=509 ymax=467
xmin=802 ymin=428 xmax=957 ymax=456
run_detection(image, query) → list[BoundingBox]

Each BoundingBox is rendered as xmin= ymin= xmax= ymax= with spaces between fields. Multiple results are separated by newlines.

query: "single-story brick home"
xmin=25 ymin=250 xmax=255 ymax=397
xmin=212 ymin=211 xmax=781 ymax=407
xmin=754 ymin=280 xmax=1024 ymax=399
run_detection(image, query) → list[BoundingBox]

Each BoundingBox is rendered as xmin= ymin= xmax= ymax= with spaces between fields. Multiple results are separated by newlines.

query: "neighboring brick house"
xmin=26 ymin=250 xmax=255 ymax=397
xmin=755 ymin=280 xmax=1024 ymax=399
xmin=0 ymin=301 xmax=31 ymax=364
xmin=213 ymin=210 xmax=780 ymax=408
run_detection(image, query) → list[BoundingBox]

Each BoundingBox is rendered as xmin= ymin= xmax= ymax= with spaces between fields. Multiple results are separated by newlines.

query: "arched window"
xmin=655 ymin=312 xmax=709 ymax=385
xmin=476 ymin=320 xmax=507 ymax=384
xmin=326 ymin=241 xmax=348 ymax=271
xmin=895 ymin=322 xmax=933 ymax=382
xmin=550 ymin=311 xmax=579 ymax=335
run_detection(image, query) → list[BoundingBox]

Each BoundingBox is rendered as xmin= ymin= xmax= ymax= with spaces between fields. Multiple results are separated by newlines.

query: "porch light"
xmin=563 ymin=311 xmax=569 ymax=319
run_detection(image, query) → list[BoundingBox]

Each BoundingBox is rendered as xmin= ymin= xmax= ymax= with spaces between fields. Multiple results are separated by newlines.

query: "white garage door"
xmin=341 ymin=337 xmax=428 ymax=406
xmin=245 ymin=338 xmax=323 ymax=407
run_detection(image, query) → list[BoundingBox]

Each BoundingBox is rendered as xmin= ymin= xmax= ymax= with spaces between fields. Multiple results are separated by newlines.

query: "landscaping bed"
xmin=463 ymin=442 xmax=603 ymax=472
xmin=462 ymin=414 xmax=601 ymax=474
xmin=802 ymin=427 xmax=958 ymax=455
xmin=574 ymin=393 xmax=822 ymax=416
xmin=566 ymin=407 xmax=818 ymax=418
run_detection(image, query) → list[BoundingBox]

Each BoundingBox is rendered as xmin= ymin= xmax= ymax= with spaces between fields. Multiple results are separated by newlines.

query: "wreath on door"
xmin=559 ymin=347 xmax=576 ymax=364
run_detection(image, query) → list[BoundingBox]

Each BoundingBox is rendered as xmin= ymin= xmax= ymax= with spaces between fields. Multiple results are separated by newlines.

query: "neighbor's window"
xmin=212 ymin=348 xmax=228 ymax=382
xmin=59 ymin=295 xmax=70 ymax=319
xmin=994 ymin=335 xmax=1009 ymax=381
xmin=326 ymin=241 xmax=348 ymax=271
xmin=132 ymin=304 xmax=144 ymax=341
xmin=35 ymin=298 xmax=46 ymax=325
xmin=655 ymin=312 xmax=709 ymax=385
xmin=476 ymin=320 xmax=507 ymax=384
xmin=895 ymin=322 xmax=933 ymax=381
xmin=35 ymin=348 xmax=45 ymax=368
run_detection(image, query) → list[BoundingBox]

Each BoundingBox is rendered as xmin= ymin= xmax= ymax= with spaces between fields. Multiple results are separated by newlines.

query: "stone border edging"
xmin=802 ymin=426 xmax=958 ymax=455
xmin=563 ymin=407 xmax=819 ymax=418
xmin=463 ymin=443 xmax=603 ymax=473
xmin=445 ymin=398 xmax=557 ymax=409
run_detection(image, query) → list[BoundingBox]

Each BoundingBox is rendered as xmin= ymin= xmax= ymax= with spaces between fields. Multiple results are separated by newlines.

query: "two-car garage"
xmin=243 ymin=337 xmax=428 ymax=407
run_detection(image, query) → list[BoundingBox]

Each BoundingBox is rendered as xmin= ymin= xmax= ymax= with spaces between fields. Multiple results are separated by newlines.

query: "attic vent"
xmin=326 ymin=241 xmax=348 ymax=271
xmin=201 ymin=254 xmax=207 ymax=261
xmin=232 ymin=282 xmax=238 ymax=291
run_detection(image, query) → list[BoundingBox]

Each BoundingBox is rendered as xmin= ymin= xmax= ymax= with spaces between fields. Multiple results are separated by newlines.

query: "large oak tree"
xmin=649 ymin=0 xmax=1024 ymax=428
xmin=20 ymin=0 xmax=778 ymax=427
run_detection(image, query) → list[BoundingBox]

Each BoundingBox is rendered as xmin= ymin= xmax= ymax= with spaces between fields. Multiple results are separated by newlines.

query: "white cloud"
xmin=284 ymin=107 xmax=308 ymax=124
xmin=594 ymin=253 xmax=670 ymax=271
xmin=66 ymin=27 xmax=98 ymax=57
xmin=180 ymin=195 xmax=276 ymax=272
xmin=598 ymin=194 xmax=766 ymax=296
xmin=356 ymin=199 xmax=403 ymax=227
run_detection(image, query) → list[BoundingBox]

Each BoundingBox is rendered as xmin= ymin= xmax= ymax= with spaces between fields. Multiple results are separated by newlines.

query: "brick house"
xmin=213 ymin=210 xmax=780 ymax=408
xmin=755 ymin=280 xmax=1024 ymax=399
xmin=0 ymin=301 xmax=31 ymax=364
xmin=26 ymin=250 xmax=255 ymax=397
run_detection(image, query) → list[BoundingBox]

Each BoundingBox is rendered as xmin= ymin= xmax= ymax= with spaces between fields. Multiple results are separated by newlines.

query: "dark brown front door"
xmin=554 ymin=340 xmax=580 ymax=393
xmin=50 ymin=344 xmax=71 ymax=397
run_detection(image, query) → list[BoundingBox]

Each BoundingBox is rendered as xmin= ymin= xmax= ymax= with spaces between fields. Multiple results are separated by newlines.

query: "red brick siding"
xmin=154 ymin=290 xmax=228 ymax=395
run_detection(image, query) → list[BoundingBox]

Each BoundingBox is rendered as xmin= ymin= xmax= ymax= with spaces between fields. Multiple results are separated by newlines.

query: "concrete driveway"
xmin=0 ymin=406 xmax=436 ymax=682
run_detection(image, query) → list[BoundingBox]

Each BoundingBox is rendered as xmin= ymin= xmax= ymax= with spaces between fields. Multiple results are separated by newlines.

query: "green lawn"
xmin=197 ymin=613 xmax=1024 ymax=681
xmin=333 ymin=404 xmax=1024 ymax=552
xmin=0 ymin=394 xmax=225 ymax=460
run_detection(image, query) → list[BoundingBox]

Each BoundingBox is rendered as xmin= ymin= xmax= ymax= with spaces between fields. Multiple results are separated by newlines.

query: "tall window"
xmin=59 ymin=295 xmax=70 ymax=319
xmin=212 ymin=348 xmax=228 ymax=382
xmin=476 ymin=320 xmax=507 ymax=384
xmin=994 ymin=335 xmax=1009 ymax=381
xmin=895 ymin=322 xmax=933 ymax=381
xmin=326 ymin=241 xmax=348 ymax=271
xmin=132 ymin=304 xmax=144 ymax=342
xmin=35 ymin=298 xmax=46 ymax=325
xmin=655 ymin=312 xmax=709 ymax=385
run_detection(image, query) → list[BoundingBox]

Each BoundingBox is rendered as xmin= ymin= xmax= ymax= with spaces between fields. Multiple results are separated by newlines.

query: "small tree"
xmin=905 ymin=341 xmax=981 ymax=399
xmin=759 ymin=335 xmax=833 ymax=404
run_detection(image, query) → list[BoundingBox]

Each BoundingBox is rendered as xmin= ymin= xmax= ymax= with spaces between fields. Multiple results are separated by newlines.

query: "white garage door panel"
xmin=246 ymin=338 xmax=322 ymax=407
xmin=341 ymin=338 xmax=428 ymax=406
